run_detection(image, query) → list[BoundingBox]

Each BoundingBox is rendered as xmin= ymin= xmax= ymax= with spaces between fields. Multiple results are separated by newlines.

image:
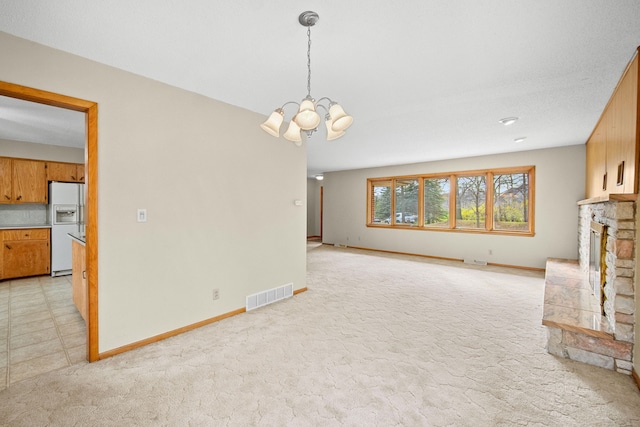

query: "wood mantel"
xmin=577 ymin=193 xmax=637 ymax=205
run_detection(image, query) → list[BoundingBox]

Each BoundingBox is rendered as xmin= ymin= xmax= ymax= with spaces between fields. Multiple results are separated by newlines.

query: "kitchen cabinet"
xmin=71 ymin=239 xmax=87 ymax=323
xmin=606 ymin=55 xmax=638 ymax=195
xmin=47 ymin=161 xmax=85 ymax=183
xmin=585 ymin=49 xmax=639 ymax=199
xmin=585 ymin=112 xmax=608 ymax=197
xmin=0 ymin=157 xmax=48 ymax=204
xmin=0 ymin=158 xmax=10 ymax=203
xmin=1 ymin=228 xmax=51 ymax=279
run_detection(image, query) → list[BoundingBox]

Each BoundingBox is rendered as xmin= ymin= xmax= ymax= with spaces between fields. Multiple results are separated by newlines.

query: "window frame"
xmin=366 ymin=166 xmax=535 ymax=236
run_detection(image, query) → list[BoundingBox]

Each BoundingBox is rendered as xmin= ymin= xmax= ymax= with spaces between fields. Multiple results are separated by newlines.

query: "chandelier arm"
xmin=315 ymin=97 xmax=334 ymax=107
xmin=279 ymin=101 xmax=300 ymax=110
xmin=315 ymin=103 xmax=329 ymax=115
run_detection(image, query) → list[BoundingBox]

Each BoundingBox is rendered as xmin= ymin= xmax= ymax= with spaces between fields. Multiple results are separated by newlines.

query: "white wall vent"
xmin=246 ymin=283 xmax=294 ymax=311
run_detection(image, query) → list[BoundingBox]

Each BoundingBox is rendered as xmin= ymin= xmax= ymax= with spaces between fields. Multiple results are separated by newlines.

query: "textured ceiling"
xmin=0 ymin=95 xmax=85 ymax=148
xmin=1 ymin=1 xmax=640 ymax=177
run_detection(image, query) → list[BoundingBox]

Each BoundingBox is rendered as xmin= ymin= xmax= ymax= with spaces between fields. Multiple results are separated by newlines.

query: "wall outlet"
xmin=137 ymin=208 xmax=147 ymax=222
xmin=212 ymin=288 xmax=220 ymax=300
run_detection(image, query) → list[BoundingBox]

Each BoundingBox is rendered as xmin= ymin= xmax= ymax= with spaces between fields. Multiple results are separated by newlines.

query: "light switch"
xmin=137 ymin=209 xmax=147 ymax=222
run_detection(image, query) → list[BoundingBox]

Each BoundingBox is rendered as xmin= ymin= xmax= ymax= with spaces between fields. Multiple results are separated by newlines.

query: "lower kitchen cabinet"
xmin=1 ymin=228 xmax=51 ymax=280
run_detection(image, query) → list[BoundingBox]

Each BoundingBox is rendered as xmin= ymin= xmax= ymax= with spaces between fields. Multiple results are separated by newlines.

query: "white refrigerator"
xmin=49 ymin=182 xmax=85 ymax=276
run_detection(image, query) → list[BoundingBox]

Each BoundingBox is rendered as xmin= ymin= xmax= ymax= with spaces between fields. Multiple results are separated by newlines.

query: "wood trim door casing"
xmin=0 ymin=81 xmax=99 ymax=362
xmin=320 ymin=186 xmax=323 ymax=239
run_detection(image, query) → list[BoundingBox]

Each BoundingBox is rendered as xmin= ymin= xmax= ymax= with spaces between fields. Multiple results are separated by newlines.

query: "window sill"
xmin=366 ymin=223 xmax=534 ymax=237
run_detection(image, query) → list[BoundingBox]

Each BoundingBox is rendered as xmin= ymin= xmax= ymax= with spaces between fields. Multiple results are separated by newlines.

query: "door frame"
xmin=320 ymin=186 xmax=323 ymax=239
xmin=0 ymin=81 xmax=99 ymax=362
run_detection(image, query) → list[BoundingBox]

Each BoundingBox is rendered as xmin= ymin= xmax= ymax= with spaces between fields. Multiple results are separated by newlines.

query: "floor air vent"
xmin=464 ymin=258 xmax=488 ymax=266
xmin=246 ymin=283 xmax=294 ymax=311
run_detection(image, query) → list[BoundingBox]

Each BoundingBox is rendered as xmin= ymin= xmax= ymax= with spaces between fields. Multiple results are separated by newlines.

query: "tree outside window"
xmin=456 ymin=175 xmax=486 ymax=229
xmin=424 ymin=177 xmax=449 ymax=228
xmin=493 ymin=173 xmax=529 ymax=231
xmin=372 ymin=180 xmax=392 ymax=223
xmin=395 ymin=179 xmax=418 ymax=224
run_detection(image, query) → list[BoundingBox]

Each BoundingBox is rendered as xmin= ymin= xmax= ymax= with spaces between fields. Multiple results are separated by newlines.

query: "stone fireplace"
xmin=543 ymin=198 xmax=635 ymax=374
xmin=579 ymin=200 xmax=635 ymax=342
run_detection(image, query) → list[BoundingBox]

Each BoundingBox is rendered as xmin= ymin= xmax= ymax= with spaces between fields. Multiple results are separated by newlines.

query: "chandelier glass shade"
xmin=283 ymin=120 xmax=302 ymax=145
xmin=260 ymin=11 xmax=353 ymax=143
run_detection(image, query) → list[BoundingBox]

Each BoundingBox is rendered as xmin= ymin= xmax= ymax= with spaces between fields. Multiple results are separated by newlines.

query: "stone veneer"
xmin=578 ymin=200 xmax=636 ymax=345
xmin=543 ymin=199 xmax=636 ymax=375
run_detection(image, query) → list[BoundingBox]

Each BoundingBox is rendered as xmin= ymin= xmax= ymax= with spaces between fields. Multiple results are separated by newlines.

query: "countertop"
xmin=68 ymin=231 xmax=86 ymax=245
xmin=0 ymin=224 xmax=51 ymax=230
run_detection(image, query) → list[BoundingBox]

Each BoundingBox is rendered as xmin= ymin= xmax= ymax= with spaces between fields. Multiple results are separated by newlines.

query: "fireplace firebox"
xmin=589 ymin=221 xmax=606 ymax=314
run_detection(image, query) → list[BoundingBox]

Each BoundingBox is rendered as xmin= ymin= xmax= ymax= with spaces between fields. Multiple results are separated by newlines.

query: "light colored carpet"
xmin=1 ymin=244 xmax=639 ymax=426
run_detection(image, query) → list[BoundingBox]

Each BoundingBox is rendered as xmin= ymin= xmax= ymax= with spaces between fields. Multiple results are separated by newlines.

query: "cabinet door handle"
xmin=16 ymin=195 xmax=22 ymax=201
xmin=3 ymin=195 xmax=9 ymax=200
xmin=4 ymin=244 xmax=11 ymax=250
xmin=82 ymin=270 xmax=86 ymax=279
xmin=602 ymin=172 xmax=607 ymax=191
xmin=616 ymin=161 xmax=625 ymax=186
xmin=71 ymin=176 xmax=76 ymax=181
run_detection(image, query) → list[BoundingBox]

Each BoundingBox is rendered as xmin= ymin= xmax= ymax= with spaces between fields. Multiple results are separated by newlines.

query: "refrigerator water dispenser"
xmin=53 ymin=205 xmax=78 ymax=224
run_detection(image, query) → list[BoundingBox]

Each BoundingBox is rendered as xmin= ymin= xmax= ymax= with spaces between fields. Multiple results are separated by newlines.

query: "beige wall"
xmin=0 ymin=138 xmax=84 ymax=163
xmin=306 ymin=178 xmax=322 ymax=237
xmin=0 ymin=32 xmax=307 ymax=352
xmin=323 ymin=145 xmax=585 ymax=269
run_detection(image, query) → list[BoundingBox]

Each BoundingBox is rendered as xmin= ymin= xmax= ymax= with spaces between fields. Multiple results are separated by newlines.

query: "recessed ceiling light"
xmin=498 ymin=117 xmax=519 ymax=126
xmin=315 ymin=174 xmax=324 ymax=181
xmin=514 ymin=137 xmax=527 ymax=143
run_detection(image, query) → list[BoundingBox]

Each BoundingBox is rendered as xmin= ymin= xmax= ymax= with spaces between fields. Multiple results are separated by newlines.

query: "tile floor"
xmin=0 ymin=274 xmax=87 ymax=390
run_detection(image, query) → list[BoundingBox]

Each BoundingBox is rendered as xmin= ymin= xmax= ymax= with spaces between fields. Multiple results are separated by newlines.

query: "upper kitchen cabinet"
xmin=0 ymin=157 xmax=10 ymax=203
xmin=0 ymin=157 xmax=48 ymax=204
xmin=586 ymin=111 xmax=608 ymax=197
xmin=585 ymin=48 xmax=639 ymax=199
xmin=47 ymin=161 xmax=85 ymax=183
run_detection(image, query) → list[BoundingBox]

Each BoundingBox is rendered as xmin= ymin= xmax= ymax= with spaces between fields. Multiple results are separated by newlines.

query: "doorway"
xmin=0 ymin=81 xmax=99 ymax=362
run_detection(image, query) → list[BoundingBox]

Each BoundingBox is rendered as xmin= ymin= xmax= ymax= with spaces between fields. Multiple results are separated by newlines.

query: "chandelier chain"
xmin=306 ymin=26 xmax=312 ymax=98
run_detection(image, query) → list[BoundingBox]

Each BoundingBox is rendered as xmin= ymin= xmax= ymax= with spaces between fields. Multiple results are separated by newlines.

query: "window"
xmin=371 ymin=180 xmax=392 ymax=224
xmin=493 ymin=172 xmax=530 ymax=232
xmin=456 ymin=175 xmax=486 ymax=230
xmin=423 ymin=177 xmax=449 ymax=228
xmin=367 ymin=166 xmax=534 ymax=235
xmin=395 ymin=178 xmax=419 ymax=224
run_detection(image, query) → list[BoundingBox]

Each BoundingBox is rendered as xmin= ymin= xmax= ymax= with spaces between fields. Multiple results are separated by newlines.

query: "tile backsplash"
xmin=0 ymin=204 xmax=48 ymax=226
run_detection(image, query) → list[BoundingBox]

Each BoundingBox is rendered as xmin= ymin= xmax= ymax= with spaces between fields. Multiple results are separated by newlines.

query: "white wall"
xmin=323 ymin=145 xmax=585 ymax=269
xmin=0 ymin=32 xmax=307 ymax=352
xmin=0 ymin=138 xmax=84 ymax=163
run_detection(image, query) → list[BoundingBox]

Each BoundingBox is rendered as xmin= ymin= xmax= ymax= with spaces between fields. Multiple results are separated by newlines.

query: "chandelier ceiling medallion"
xmin=260 ymin=11 xmax=353 ymax=146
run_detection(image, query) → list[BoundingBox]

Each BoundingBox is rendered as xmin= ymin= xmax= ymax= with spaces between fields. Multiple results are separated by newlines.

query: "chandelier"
xmin=260 ymin=11 xmax=353 ymax=145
